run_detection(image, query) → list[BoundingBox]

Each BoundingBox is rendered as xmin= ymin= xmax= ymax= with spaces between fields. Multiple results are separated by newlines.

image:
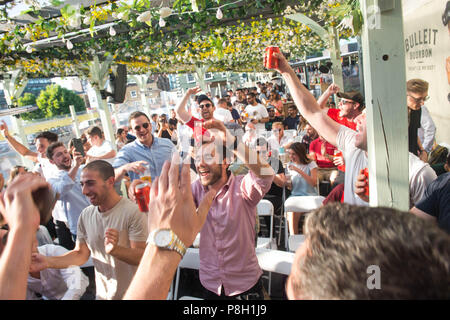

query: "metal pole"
xmin=69 ymin=104 xmax=81 ymax=138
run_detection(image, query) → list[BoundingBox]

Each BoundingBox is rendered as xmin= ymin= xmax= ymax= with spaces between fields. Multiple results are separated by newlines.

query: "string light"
xmin=159 ymin=17 xmax=166 ymax=27
xmin=109 ymin=26 xmax=116 ymax=36
xmin=216 ymin=8 xmax=223 ymax=20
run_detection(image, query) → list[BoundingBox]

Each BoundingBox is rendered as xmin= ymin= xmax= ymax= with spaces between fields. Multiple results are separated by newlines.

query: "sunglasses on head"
xmin=199 ymin=103 xmax=212 ymax=109
xmin=133 ymin=123 xmax=150 ymax=131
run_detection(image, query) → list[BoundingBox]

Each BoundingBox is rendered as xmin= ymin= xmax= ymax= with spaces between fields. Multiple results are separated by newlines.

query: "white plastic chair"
xmin=256 ymin=247 xmax=295 ymax=296
xmin=192 ymin=233 xmax=200 ymax=248
xmin=173 ymin=248 xmax=203 ymax=300
xmin=256 ymin=200 xmax=277 ymax=250
xmin=284 ymin=195 xmax=324 ymax=252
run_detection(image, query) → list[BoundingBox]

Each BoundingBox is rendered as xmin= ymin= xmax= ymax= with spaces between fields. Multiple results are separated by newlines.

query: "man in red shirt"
xmin=317 ymin=84 xmax=365 ymax=130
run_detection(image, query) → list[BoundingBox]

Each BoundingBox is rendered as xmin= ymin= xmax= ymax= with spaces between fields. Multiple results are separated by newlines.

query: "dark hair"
xmin=291 ymin=203 xmax=450 ymax=299
xmin=83 ymin=160 xmax=115 ymax=181
xmin=36 ymin=131 xmax=58 ymax=143
xmin=46 ymin=141 xmax=65 ymax=160
xmin=246 ymin=92 xmax=256 ymax=99
xmin=218 ymin=98 xmax=227 ymax=105
xmin=129 ymin=111 xmax=150 ymax=126
xmin=289 ymin=142 xmax=310 ymax=164
xmin=86 ymin=126 xmax=103 ymax=139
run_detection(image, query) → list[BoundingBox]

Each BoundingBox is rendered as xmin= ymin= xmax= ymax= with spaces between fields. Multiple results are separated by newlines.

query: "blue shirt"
xmin=48 ymin=168 xmax=90 ymax=235
xmin=113 ymin=136 xmax=176 ymax=182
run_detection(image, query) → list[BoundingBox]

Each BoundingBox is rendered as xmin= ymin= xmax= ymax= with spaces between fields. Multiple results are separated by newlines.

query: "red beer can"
xmin=135 ymin=182 xmax=150 ymax=212
xmin=363 ymin=168 xmax=369 ymax=196
xmin=264 ymin=46 xmax=280 ymax=69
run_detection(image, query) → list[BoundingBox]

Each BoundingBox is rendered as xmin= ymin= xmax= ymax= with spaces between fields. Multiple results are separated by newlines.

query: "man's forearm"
xmin=68 ymin=164 xmax=82 ymax=181
xmin=317 ymin=89 xmax=332 ymax=109
xmin=176 ymin=93 xmax=193 ymax=123
xmin=3 ymin=134 xmax=37 ymax=162
xmin=47 ymin=250 xmax=89 ymax=269
xmin=124 ymin=245 xmax=181 ymax=300
xmin=110 ymin=246 xmax=145 ymax=266
xmin=114 ymin=166 xmax=127 ymax=182
xmin=0 ymin=226 xmax=35 ymax=299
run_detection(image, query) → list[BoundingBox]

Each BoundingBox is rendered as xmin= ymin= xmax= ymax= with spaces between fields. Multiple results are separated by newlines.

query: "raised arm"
xmin=203 ymin=119 xmax=274 ymax=178
xmin=317 ymin=84 xmax=340 ymax=110
xmin=0 ymin=120 xmax=38 ymax=162
xmin=273 ymin=52 xmax=341 ymax=147
xmin=30 ymin=241 xmax=91 ymax=272
xmin=176 ymin=86 xmax=202 ymax=123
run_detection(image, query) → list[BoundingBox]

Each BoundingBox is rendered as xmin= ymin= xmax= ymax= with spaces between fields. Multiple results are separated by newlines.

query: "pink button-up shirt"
xmin=191 ymin=170 xmax=274 ymax=296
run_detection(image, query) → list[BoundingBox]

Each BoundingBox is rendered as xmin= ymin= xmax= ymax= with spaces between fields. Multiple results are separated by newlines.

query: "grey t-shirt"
xmin=77 ymin=197 xmax=148 ymax=300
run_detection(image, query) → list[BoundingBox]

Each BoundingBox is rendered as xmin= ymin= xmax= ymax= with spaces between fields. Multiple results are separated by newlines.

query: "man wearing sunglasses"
xmin=317 ymin=84 xmax=365 ymax=131
xmin=113 ymin=111 xmax=176 ymax=201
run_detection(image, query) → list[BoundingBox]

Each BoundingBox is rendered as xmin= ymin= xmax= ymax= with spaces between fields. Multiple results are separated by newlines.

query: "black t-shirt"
xmin=160 ymin=130 xmax=172 ymax=140
xmin=408 ymin=108 xmax=422 ymax=155
xmin=415 ymin=172 xmax=450 ymax=234
xmin=169 ymin=118 xmax=178 ymax=128
xmin=283 ymin=115 xmax=300 ymax=130
xmin=266 ymin=116 xmax=284 ymax=131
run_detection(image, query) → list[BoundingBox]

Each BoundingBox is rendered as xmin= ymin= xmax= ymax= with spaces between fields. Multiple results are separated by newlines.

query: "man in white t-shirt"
xmin=267 ymin=122 xmax=293 ymax=152
xmin=213 ymin=98 xmax=234 ymax=123
xmin=274 ymin=52 xmax=368 ymax=206
xmin=30 ymin=160 xmax=148 ymax=300
xmin=244 ymin=92 xmax=269 ymax=132
xmin=85 ymin=126 xmax=116 ymax=164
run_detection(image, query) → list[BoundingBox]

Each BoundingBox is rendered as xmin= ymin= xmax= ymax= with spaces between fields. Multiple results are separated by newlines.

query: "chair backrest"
xmin=256 ymin=248 xmax=295 ymax=276
xmin=257 ymin=199 xmax=274 ymax=217
xmin=179 ymin=248 xmax=200 ymax=270
xmin=284 ymin=195 xmax=325 ymax=212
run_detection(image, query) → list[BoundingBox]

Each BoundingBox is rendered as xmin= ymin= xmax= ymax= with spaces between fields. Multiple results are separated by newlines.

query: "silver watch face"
xmin=155 ymin=229 xmax=172 ymax=247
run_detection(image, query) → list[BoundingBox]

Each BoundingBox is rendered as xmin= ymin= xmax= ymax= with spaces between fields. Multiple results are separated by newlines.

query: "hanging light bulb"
xmin=109 ymin=26 xmax=116 ymax=36
xmin=159 ymin=17 xmax=166 ymax=27
xmin=25 ymin=45 xmax=33 ymax=53
xmin=66 ymin=39 xmax=73 ymax=50
xmin=216 ymin=7 xmax=223 ymax=20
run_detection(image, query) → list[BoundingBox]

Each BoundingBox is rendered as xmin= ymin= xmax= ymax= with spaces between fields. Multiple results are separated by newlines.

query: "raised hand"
xmin=104 ymin=228 xmax=119 ymax=255
xmin=355 ymin=169 xmax=369 ymax=203
xmin=148 ymin=152 xmax=216 ymax=247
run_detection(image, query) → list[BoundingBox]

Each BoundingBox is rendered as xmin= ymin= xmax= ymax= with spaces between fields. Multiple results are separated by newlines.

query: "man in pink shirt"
xmin=191 ymin=119 xmax=274 ymax=299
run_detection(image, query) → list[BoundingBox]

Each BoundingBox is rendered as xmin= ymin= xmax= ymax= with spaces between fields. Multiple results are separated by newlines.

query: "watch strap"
xmin=147 ymin=229 xmax=187 ymax=258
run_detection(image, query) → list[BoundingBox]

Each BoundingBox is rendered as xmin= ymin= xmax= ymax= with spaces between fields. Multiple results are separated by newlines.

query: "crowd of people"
xmin=0 ymin=51 xmax=449 ymax=301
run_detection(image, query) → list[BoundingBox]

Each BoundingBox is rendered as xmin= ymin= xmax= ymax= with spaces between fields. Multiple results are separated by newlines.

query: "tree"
xmin=17 ymin=92 xmax=46 ymax=121
xmin=35 ymin=84 xmax=86 ymax=118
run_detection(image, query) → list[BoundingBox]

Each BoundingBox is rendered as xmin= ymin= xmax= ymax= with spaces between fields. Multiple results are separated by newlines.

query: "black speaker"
xmin=101 ymin=64 xmax=127 ymax=103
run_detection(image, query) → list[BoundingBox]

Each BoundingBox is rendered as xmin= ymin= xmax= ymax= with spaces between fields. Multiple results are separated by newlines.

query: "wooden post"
xmin=360 ymin=0 xmax=409 ymax=210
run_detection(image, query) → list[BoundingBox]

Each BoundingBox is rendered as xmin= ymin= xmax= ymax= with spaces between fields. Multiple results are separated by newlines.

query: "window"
xmin=204 ymin=72 xmax=213 ymax=80
xmin=130 ymin=90 xmax=137 ymax=98
xmin=186 ymin=73 xmax=196 ymax=83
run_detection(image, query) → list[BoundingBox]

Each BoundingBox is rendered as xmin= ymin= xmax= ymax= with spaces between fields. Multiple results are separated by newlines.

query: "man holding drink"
xmin=113 ymin=111 xmax=176 ymax=203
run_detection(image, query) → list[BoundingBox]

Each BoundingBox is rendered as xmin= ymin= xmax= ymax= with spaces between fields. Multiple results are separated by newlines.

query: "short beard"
xmin=200 ymin=164 xmax=223 ymax=187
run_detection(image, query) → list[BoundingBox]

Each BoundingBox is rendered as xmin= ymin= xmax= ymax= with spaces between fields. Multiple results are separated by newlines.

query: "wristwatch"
xmin=147 ymin=228 xmax=187 ymax=257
